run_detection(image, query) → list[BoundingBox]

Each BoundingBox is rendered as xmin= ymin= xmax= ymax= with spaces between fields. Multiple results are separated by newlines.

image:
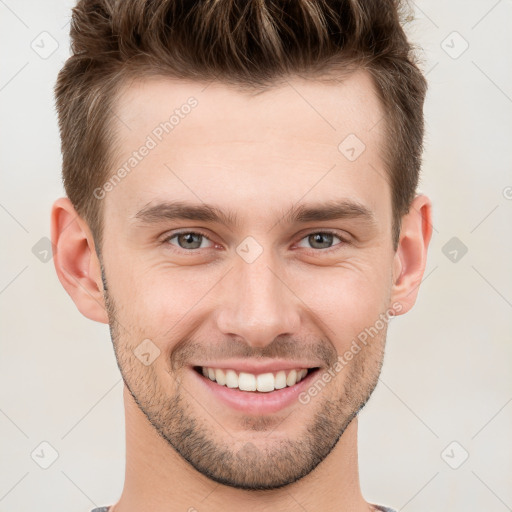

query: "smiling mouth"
xmin=193 ymin=366 xmax=320 ymax=393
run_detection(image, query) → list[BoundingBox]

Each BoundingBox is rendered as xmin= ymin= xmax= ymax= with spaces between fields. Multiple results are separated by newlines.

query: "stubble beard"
xmin=102 ymin=277 xmax=386 ymax=490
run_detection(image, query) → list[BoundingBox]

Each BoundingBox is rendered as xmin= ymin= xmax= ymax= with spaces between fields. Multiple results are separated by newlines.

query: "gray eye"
xmin=310 ymin=233 xmax=333 ymax=249
xmin=168 ymin=232 xmax=211 ymax=250
xmin=298 ymin=232 xmax=341 ymax=250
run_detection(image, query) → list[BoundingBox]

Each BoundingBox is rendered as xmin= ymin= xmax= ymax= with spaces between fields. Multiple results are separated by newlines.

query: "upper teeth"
xmin=201 ymin=367 xmax=309 ymax=392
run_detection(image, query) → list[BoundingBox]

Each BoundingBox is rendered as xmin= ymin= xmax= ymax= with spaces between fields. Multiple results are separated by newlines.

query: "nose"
xmin=214 ymin=248 xmax=301 ymax=349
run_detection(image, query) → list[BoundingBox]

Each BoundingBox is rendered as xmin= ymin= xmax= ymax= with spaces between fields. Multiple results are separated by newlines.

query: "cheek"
xmin=114 ymin=264 xmax=220 ymax=340
xmin=291 ymin=262 xmax=391 ymax=344
xmin=105 ymin=244 xmax=393 ymax=346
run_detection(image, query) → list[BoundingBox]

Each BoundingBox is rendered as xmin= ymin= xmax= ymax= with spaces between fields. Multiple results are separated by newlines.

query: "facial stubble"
xmin=101 ymin=268 xmax=386 ymax=490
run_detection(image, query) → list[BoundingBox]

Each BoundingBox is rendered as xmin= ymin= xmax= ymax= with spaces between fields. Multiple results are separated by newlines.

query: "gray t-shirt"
xmin=91 ymin=505 xmax=397 ymax=511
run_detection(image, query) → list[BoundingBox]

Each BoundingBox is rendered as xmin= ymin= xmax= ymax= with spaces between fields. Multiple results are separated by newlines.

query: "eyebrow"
xmin=133 ymin=199 xmax=377 ymax=229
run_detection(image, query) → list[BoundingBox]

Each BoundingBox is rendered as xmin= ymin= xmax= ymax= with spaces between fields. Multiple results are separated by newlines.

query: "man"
xmin=51 ymin=0 xmax=432 ymax=511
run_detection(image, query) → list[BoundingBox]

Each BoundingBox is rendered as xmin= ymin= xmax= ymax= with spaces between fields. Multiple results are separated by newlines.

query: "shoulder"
xmin=372 ymin=505 xmax=397 ymax=512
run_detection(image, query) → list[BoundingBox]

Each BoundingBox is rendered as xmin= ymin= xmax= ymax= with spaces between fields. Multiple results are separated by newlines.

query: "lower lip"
xmin=191 ymin=368 xmax=319 ymax=415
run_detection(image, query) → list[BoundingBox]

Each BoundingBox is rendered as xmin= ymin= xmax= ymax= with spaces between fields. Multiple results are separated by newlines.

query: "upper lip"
xmin=192 ymin=359 xmax=321 ymax=374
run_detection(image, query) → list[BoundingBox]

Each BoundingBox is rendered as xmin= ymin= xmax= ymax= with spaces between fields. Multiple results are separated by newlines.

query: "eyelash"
xmin=162 ymin=229 xmax=349 ymax=254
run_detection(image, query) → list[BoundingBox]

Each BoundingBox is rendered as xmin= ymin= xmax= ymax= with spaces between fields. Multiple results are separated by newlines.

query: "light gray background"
xmin=1 ymin=1 xmax=511 ymax=511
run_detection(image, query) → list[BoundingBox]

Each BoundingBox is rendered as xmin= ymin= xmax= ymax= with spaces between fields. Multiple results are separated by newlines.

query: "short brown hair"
xmin=55 ymin=0 xmax=427 ymax=251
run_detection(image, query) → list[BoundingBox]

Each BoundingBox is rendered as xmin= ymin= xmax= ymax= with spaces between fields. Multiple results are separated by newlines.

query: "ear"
xmin=390 ymin=194 xmax=433 ymax=315
xmin=51 ymin=197 xmax=109 ymax=324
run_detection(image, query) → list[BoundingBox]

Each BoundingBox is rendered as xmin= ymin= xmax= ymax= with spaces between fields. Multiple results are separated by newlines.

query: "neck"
xmin=113 ymin=386 xmax=371 ymax=512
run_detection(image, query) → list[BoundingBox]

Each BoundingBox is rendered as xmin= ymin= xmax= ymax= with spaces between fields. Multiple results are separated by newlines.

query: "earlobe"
xmin=51 ymin=197 xmax=109 ymax=324
xmin=390 ymin=194 xmax=433 ymax=315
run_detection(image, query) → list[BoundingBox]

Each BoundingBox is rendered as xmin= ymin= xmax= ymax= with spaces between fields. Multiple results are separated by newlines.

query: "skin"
xmin=51 ymin=70 xmax=432 ymax=512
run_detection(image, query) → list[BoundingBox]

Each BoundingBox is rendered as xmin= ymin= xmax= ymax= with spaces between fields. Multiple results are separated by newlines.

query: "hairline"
xmin=91 ymin=64 xmax=402 ymax=254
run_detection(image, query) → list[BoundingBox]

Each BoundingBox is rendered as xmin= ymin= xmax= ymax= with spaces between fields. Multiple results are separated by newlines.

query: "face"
xmin=99 ymin=71 xmax=399 ymax=489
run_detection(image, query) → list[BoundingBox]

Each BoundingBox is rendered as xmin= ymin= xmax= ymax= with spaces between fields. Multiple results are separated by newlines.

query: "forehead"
xmin=115 ymin=70 xmax=385 ymax=148
xmin=106 ymin=70 xmax=390 ymax=228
